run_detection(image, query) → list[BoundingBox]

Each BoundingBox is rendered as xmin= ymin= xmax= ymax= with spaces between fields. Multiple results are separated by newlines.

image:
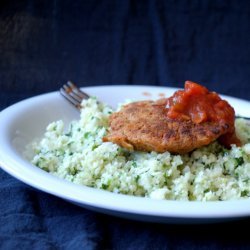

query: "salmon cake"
xmin=103 ymin=81 xmax=240 ymax=154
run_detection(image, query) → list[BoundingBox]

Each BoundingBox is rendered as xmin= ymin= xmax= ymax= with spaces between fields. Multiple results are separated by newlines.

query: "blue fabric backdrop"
xmin=0 ymin=1 xmax=250 ymax=249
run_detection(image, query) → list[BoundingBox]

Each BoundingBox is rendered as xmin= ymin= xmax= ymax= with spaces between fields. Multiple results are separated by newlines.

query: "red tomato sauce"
xmin=166 ymin=81 xmax=240 ymax=147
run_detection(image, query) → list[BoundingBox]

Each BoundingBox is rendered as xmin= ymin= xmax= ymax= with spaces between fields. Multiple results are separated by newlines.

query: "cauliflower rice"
xmin=30 ymin=98 xmax=250 ymax=201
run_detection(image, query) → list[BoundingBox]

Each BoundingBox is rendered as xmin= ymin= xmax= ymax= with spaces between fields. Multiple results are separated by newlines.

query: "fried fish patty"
xmin=103 ymin=100 xmax=232 ymax=154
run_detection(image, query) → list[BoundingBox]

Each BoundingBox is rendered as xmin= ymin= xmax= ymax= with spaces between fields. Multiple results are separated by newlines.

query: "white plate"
xmin=0 ymin=85 xmax=250 ymax=223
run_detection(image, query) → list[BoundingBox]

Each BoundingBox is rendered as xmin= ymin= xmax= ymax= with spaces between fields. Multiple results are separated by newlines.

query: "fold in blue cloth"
xmin=0 ymin=0 xmax=250 ymax=249
xmin=1 ymin=169 xmax=250 ymax=250
xmin=0 ymin=171 xmax=102 ymax=249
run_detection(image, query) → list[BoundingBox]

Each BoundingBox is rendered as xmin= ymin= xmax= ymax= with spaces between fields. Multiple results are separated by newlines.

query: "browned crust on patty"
xmin=103 ymin=100 xmax=231 ymax=154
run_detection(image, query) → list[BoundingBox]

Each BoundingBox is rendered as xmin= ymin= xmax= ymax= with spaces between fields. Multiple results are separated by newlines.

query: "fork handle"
xmin=235 ymin=115 xmax=250 ymax=120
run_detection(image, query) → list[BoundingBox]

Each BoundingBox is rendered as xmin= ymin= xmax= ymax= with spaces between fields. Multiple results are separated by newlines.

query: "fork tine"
xmin=62 ymin=84 xmax=83 ymax=103
xmin=60 ymin=87 xmax=82 ymax=109
xmin=60 ymin=81 xmax=89 ymax=109
xmin=67 ymin=81 xmax=90 ymax=99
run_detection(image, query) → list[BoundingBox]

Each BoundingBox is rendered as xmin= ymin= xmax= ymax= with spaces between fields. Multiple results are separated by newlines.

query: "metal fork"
xmin=60 ymin=81 xmax=90 ymax=109
xmin=60 ymin=81 xmax=250 ymax=121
